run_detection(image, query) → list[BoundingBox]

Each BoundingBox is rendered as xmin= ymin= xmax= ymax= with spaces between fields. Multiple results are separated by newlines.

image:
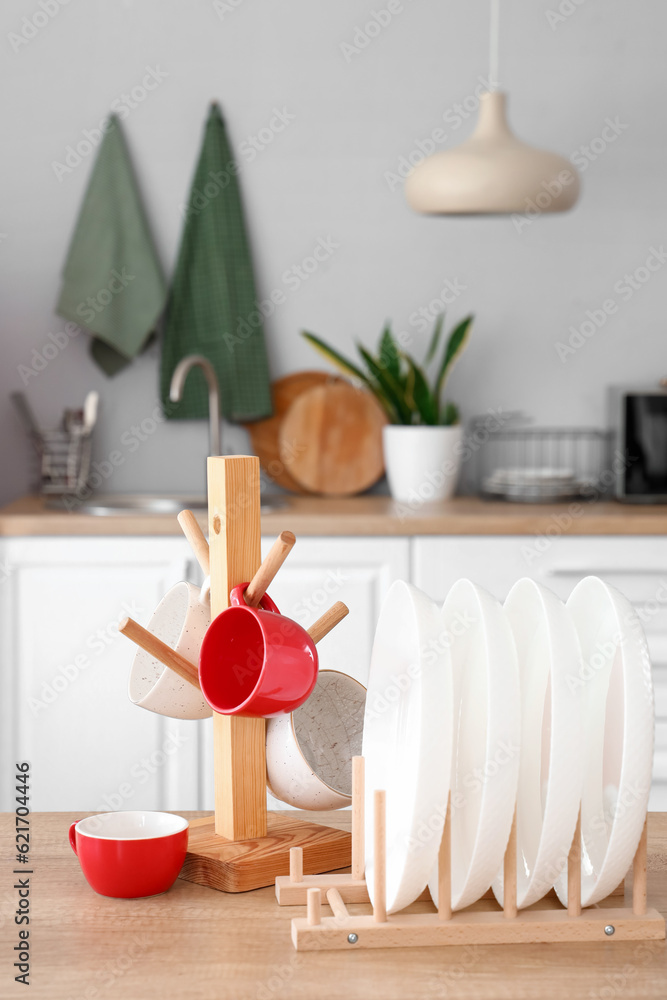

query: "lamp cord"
xmin=489 ymin=0 xmax=500 ymax=90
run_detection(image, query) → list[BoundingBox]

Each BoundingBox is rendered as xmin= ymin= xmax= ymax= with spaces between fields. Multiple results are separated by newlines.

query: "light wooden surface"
xmin=4 ymin=811 xmax=666 ymax=1000
xmin=207 ymin=456 xmax=265 ymax=842
xmin=7 ymin=494 xmax=667 ymax=537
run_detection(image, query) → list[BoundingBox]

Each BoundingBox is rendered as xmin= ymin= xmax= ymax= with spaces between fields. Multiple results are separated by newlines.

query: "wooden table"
xmin=2 ymin=811 xmax=666 ymax=1000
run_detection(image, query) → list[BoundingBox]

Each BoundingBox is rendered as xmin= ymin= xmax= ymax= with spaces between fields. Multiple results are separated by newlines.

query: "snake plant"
xmin=302 ymin=314 xmax=473 ymax=426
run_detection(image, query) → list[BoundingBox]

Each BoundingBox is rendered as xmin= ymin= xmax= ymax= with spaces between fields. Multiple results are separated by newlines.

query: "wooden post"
xmin=633 ymin=818 xmax=648 ymax=916
xmin=208 ymin=456 xmax=266 ymax=841
xmin=438 ymin=794 xmax=452 ymax=921
xmin=307 ymin=888 xmax=322 ymax=926
xmin=568 ymin=808 xmax=582 ymax=918
xmin=503 ymin=808 xmax=518 ymax=919
xmin=374 ymin=790 xmax=387 ymax=923
xmin=351 ymin=756 xmax=365 ymax=881
xmin=290 ymin=847 xmax=303 ymax=883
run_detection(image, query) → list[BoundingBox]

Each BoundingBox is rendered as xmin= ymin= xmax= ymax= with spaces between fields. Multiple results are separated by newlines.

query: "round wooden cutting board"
xmin=245 ymin=371 xmax=341 ymax=493
xmin=278 ymin=381 xmax=388 ymax=496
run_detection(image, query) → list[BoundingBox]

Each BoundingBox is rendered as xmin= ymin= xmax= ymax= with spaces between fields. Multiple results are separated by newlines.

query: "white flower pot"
xmin=382 ymin=425 xmax=463 ymax=504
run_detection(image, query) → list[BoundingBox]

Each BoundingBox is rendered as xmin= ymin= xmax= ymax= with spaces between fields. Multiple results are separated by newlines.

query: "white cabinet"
xmin=2 ymin=529 xmax=665 ymax=812
xmin=0 ymin=536 xmax=206 ymax=813
xmin=412 ymin=535 xmax=667 ymax=810
xmin=0 ymin=534 xmax=409 ymax=813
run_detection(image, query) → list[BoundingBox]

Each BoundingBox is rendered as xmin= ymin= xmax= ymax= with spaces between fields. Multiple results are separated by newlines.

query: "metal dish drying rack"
xmin=38 ymin=428 xmax=92 ymax=496
xmin=466 ymin=414 xmax=613 ymax=502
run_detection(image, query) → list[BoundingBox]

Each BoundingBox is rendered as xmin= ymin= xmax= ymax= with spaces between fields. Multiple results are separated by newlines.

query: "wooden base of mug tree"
xmin=277 ymin=757 xmax=665 ymax=951
xmin=178 ymin=456 xmax=351 ymax=893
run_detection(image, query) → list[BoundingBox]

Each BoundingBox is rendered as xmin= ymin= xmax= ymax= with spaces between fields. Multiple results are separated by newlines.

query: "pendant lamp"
xmin=405 ymin=1 xmax=580 ymax=216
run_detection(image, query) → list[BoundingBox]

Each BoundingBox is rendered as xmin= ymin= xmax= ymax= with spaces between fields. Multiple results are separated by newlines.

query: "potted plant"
xmin=302 ymin=314 xmax=473 ymax=503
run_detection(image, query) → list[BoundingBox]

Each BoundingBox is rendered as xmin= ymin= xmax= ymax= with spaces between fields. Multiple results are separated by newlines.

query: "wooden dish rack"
xmin=277 ymin=757 xmax=666 ymax=951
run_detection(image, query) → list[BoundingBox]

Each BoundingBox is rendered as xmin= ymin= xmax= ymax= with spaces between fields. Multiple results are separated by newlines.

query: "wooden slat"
xmin=438 ymin=794 xmax=451 ymax=921
xmin=374 ymin=790 xmax=387 ymax=923
xmin=504 ymin=808 xmax=517 ymax=919
xmin=568 ymin=809 xmax=582 ymax=918
xmin=292 ymin=907 xmax=666 ymax=951
xmin=208 ymin=456 xmax=266 ymax=842
xmin=634 ymin=818 xmax=648 ymax=915
xmin=351 ymin=756 xmax=365 ymax=881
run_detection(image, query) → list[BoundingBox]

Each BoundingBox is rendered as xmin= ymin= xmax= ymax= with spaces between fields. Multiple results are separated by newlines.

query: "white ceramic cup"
xmin=128 ymin=579 xmax=211 ymax=720
xmin=266 ymin=669 xmax=366 ymax=810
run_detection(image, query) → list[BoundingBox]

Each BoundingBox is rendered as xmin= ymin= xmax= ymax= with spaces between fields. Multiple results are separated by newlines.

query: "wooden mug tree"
xmin=176 ymin=456 xmax=351 ymax=892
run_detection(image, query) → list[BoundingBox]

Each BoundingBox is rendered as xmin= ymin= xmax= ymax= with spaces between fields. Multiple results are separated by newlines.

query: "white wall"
xmin=1 ymin=0 xmax=665 ymax=504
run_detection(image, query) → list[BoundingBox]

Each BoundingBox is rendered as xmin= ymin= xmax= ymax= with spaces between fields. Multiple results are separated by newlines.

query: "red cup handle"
xmin=231 ymin=584 xmax=280 ymax=614
xmin=68 ymin=822 xmax=79 ymax=855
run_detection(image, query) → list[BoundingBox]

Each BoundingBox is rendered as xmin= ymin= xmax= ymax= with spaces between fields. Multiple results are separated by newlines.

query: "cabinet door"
xmin=0 ymin=537 xmax=204 ymax=813
xmin=200 ymin=536 xmax=410 ymax=809
xmin=412 ymin=535 xmax=667 ymax=810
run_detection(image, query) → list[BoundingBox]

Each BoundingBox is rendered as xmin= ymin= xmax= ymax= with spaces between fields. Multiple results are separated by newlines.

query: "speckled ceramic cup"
xmin=266 ymin=669 xmax=366 ymax=810
xmin=129 ymin=579 xmax=211 ymax=720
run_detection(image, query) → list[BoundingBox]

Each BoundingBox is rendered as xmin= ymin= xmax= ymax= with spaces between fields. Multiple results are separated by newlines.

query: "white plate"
xmin=493 ymin=579 xmax=584 ymax=908
xmin=362 ymin=580 xmax=452 ymax=915
xmin=555 ymin=577 xmax=654 ymax=907
xmin=429 ymin=580 xmax=520 ymax=911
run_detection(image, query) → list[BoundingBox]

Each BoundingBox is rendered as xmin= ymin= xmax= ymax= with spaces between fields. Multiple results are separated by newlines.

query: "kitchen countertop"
xmin=3 ymin=493 xmax=667 ymax=536
xmin=2 ymin=810 xmax=665 ymax=1000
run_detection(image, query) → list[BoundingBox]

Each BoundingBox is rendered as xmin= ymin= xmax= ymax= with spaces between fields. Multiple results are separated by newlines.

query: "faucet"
xmin=169 ymin=354 xmax=221 ymax=457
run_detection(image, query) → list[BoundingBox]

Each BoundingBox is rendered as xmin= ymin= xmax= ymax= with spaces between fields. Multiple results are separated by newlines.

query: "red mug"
xmin=199 ymin=584 xmax=318 ymax=717
xmin=68 ymin=811 xmax=188 ymax=898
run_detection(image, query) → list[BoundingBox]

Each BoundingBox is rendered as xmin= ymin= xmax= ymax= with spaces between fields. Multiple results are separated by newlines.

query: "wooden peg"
xmin=503 ymin=807 xmax=518 ymax=919
xmin=351 ymin=756 xmax=365 ymax=881
xmin=633 ymin=817 xmax=648 ymax=916
xmin=119 ymin=617 xmax=200 ymax=689
xmin=568 ymin=808 xmax=582 ymax=918
xmin=374 ymin=789 xmax=387 ymax=924
xmin=438 ymin=794 xmax=452 ymax=921
xmin=289 ymin=847 xmax=303 ymax=883
xmin=177 ymin=509 xmax=210 ymax=576
xmin=307 ymin=602 xmax=349 ymax=645
xmin=245 ymin=531 xmax=296 ymax=607
xmin=307 ymin=888 xmax=321 ymax=926
xmin=326 ymin=888 xmax=349 ymax=922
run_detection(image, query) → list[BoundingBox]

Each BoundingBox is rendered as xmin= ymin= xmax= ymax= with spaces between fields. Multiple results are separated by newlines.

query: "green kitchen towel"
xmin=56 ymin=114 xmax=166 ymax=375
xmin=160 ymin=102 xmax=272 ymax=422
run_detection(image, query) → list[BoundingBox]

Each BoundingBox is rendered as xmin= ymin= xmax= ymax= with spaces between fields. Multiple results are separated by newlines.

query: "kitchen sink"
xmin=45 ymin=494 xmax=286 ymax=516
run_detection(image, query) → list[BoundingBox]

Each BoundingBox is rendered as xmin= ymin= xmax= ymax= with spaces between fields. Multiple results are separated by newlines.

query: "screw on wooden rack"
xmin=373 ymin=789 xmax=387 ymax=924
xmin=289 ymin=847 xmax=303 ymax=883
xmin=568 ymin=808 xmax=582 ymax=918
